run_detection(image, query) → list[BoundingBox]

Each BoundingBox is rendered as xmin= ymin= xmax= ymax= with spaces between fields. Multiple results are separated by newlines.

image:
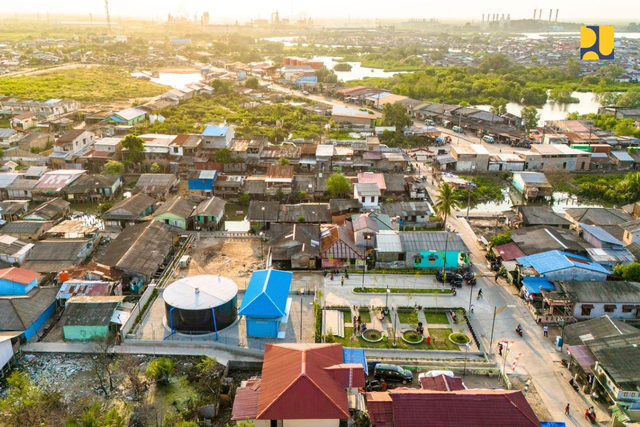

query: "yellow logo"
xmin=580 ymin=26 xmax=614 ymax=60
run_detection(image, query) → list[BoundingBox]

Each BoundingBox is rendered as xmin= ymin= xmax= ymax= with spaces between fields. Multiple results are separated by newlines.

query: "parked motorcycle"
xmin=515 ymin=326 xmax=523 ymax=337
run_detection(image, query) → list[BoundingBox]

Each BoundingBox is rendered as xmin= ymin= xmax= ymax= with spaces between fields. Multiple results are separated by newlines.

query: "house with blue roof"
xmin=238 ymin=269 xmax=292 ymax=338
xmin=516 ymin=250 xmax=610 ymax=282
xmin=108 ymin=108 xmax=146 ymax=126
xmin=579 ymin=223 xmax=624 ymax=249
xmin=187 ymin=170 xmax=218 ymax=195
xmin=201 ymin=124 xmax=235 ymax=149
xmin=521 ymin=277 xmax=556 ymax=302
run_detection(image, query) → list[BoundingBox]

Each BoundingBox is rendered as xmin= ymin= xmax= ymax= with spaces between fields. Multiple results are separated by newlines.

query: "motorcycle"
xmin=451 ymin=280 xmax=463 ymax=288
xmin=365 ymin=379 xmax=395 ymax=392
xmin=466 ymin=278 xmax=477 ymax=286
xmin=515 ymin=327 xmax=523 ymax=337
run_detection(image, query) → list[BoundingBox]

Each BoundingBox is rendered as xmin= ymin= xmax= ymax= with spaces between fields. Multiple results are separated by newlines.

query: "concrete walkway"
xmin=22 ymin=341 xmax=262 ymax=365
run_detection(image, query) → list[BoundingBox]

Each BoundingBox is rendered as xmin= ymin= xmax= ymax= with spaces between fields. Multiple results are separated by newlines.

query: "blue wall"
xmin=0 ymin=278 xmax=37 ymax=296
xmin=413 ymin=250 xmax=461 ymax=269
xmin=188 ymin=178 xmax=215 ymax=191
xmin=246 ymin=318 xmax=280 ymax=338
xmin=21 ymin=302 xmax=56 ymax=341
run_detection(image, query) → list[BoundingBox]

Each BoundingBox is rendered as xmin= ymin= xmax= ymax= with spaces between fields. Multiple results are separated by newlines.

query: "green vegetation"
xmin=121 ymin=134 xmax=145 ymax=165
xmin=434 ymin=182 xmax=462 ymax=230
xmin=354 ymin=287 xmax=453 ymax=294
xmin=98 ymin=202 xmax=114 ymax=214
xmin=150 ymin=163 xmax=161 ymax=173
xmin=403 ymin=331 xmax=424 ymax=343
xmin=146 ymin=357 xmax=175 ymax=385
xmin=335 ymin=326 xmax=457 ymax=351
xmin=398 ymin=310 xmax=419 ymax=324
xmin=245 ymin=76 xmax=260 ymax=89
xmin=333 ymin=62 xmax=353 ymax=71
xmin=613 ymin=263 xmax=640 ymax=281
xmin=449 ymin=332 xmax=471 ymax=345
xmin=102 ymin=160 xmax=124 ymax=175
xmin=0 ymin=66 xmax=166 ymax=102
xmin=136 ymin=92 xmax=330 ymax=141
xmin=424 ymin=312 xmax=449 ymax=324
xmin=595 ymin=88 xmax=640 ymax=108
xmin=550 ymin=87 xmax=579 ymax=103
xmin=565 ymin=112 xmax=640 ymax=138
xmin=0 ymin=371 xmax=67 ymax=426
xmin=521 ymin=106 xmax=540 ymax=137
xmin=458 ymin=176 xmax=504 ymax=203
xmin=325 ymin=173 xmax=352 ymax=198
xmin=490 ymin=231 xmax=512 ymax=248
xmin=380 ymin=102 xmax=412 ymax=130
xmin=358 ymin=309 xmax=372 ymax=323
xmin=345 ymin=54 xmax=637 ymax=106
xmin=567 ymin=172 xmax=640 ymax=205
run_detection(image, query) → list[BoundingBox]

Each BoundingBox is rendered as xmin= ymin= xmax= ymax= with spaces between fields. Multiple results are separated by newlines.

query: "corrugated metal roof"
xmin=202 ymin=125 xmax=229 ymax=137
xmin=399 ymin=232 xmax=469 ymax=253
xmin=516 ymin=250 xmax=610 ymax=274
xmin=163 ymin=275 xmax=238 ymax=310
xmin=580 ymin=223 xmax=624 ymax=246
xmin=238 ymin=269 xmax=292 ymax=317
xmin=376 ymin=231 xmax=403 ymax=253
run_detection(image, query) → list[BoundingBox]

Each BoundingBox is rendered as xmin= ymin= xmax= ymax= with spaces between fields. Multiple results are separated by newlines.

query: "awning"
xmin=622 ymin=305 xmax=635 ymax=310
xmin=581 ymin=304 xmax=594 ymax=309
xmin=521 ymin=277 xmax=555 ymax=299
xmin=567 ymin=345 xmax=595 ymax=374
xmin=604 ymin=304 xmax=617 ymax=310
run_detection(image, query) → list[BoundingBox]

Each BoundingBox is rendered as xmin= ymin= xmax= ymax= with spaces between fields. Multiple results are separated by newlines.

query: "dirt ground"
xmin=185 ymin=237 xmax=264 ymax=289
xmin=511 ymin=376 xmax=553 ymax=421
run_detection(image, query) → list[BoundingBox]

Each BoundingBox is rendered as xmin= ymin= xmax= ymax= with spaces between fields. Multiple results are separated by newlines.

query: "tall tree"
xmin=490 ymin=99 xmax=507 ymax=116
xmin=433 ymin=182 xmax=462 ymax=230
xmin=325 ymin=173 xmax=351 ymax=198
xmin=121 ymin=135 xmax=145 ymax=165
xmin=520 ymin=106 xmax=540 ymax=138
xmin=102 ymin=160 xmax=124 ymax=175
xmin=214 ymin=148 xmax=232 ymax=163
xmin=381 ymin=102 xmax=412 ymax=130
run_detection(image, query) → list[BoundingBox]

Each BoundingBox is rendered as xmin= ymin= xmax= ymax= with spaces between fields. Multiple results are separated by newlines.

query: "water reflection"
xmin=312 ymin=56 xmax=407 ymax=81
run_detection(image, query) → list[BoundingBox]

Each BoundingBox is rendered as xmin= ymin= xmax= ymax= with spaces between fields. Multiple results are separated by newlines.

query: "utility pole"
xmin=466 ymin=182 xmax=472 ymax=219
xmin=104 ymin=0 xmax=112 ymax=34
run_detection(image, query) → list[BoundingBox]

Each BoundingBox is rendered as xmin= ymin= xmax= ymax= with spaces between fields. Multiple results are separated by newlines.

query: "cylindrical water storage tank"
xmin=163 ymin=275 xmax=238 ymax=334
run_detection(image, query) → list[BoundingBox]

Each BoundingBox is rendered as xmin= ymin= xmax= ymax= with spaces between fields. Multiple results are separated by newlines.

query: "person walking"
xmin=498 ymin=342 xmax=503 ymax=356
xmin=543 ymin=325 xmax=549 ymax=337
xmin=470 ymin=304 xmax=474 ymax=313
xmin=565 ymin=404 xmax=570 ymax=416
xmin=477 ymin=289 xmax=483 ymax=299
xmin=341 ymin=277 xmax=345 ymax=287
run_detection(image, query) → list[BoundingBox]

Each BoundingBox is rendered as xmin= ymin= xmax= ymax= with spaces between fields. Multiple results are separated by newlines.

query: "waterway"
xmin=477 ymin=91 xmax=601 ymax=122
xmin=132 ymin=72 xmax=203 ymax=89
xmin=312 ymin=56 xmax=406 ymax=81
xmin=518 ymin=32 xmax=640 ymax=40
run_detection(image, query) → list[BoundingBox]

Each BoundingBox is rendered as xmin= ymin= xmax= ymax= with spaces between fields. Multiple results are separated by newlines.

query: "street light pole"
xmin=466 ymin=182 xmax=472 ymax=219
xmin=442 ymin=231 xmax=449 ymax=281
xmin=385 ymin=284 xmax=390 ymax=309
xmin=393 ymin=310 xmax=398 ymax=347
xmin=468 ymin=281 xmax=474 ymax=312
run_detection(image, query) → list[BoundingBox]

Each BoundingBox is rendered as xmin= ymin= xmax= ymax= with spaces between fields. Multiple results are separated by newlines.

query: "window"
xmin=370 ymin=196 xmax=375 ymax=203
xmin=622 ymin=305 xmax=634 ymax=313
xmin=581 ymin=307 xmax=592 ymax=316
xmin=562 ymin=162 xmax=567 ymax=169
xmin=581 ymin=161 xmax=585 ymax=170
xmin=604 ymin=305 xmax=617 ymax=313
xmin=427 ymin=254 xmax=437 ymax=264
xmin=361 ymin=196 xmax=365 ymax=203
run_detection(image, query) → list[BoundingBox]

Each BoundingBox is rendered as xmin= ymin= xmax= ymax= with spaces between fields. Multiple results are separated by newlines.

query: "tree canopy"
xmin=102 ymin=160 xmax=124 ymax=175
xmin=521 ymin=106 xmax=540 ymax=137
xmin=381 ymin=102 xmax=412 ymax=130
xmin=433 ymin=182 xmax=462 ymax=228
xmin=614 ymin=263 xmax=640 ymax=282
xmin=326 ymin=173 xmax=351 ymax=198
xmin=121 ymin=134 xmax=145 ymax=165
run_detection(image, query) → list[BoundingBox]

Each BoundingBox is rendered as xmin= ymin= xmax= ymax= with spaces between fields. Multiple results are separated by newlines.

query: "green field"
xmin=424 ymin=312 xmax=450 ymax=324
xmin=0 ymin=66 xmax=167 ymax=102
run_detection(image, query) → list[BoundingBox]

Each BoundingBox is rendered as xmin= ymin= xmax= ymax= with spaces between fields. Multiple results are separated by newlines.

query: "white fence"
xmin=121 ymin=284 xmax=157 ymax=338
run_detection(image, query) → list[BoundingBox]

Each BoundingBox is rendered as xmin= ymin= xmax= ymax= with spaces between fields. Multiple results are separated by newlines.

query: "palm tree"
xmin=622 ymin=172 xmax=640 ymax=201
xmin=433 ymin=182 xmax=462 ymax=230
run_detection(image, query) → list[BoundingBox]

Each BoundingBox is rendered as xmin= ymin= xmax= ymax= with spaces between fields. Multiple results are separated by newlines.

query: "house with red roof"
xmin=366 ymin=389 xmax=539 ymax=427
xmin=0 ymin=267 xmax=40 ymax=295
xmin=231 ymin=343 xmax=365 ymax=426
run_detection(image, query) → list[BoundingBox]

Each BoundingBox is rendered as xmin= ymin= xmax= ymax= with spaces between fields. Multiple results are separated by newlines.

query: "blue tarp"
xmin=522 ymin=277 xmax=555 ymax=297
xmin=540 ymin=423 xmax=566 ymax=427
xmin=343 ymin=348 xmax=368 ymax=375
xmin=238 ymin=269 xmax=292 ymax=318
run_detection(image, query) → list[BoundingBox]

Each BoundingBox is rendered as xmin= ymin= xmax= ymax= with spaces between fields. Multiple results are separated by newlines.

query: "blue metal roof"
xmin=580 ymin=223 xmax=623 ymax=246
xmin=202 ymin=125 xmax=229 ymax=137
xmin=521 ymin=277 xmax=555 ymax=295
xmin=516 ymin=250 xmax=610 ymax=275
xmin=342 ymin=348 xmax=368 ymax=375
xmin=238 ymin=269 xmax=292 ymax=318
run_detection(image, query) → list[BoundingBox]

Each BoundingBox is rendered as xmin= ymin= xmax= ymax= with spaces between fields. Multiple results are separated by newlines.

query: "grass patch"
xmin=224 ymin=202 xmax=248 ymax=221
xmin=429 ymin=328 xmax=460 ymax=351
xmin=402 ymin=330 xmax=424 ymax=343
xmin=449 ymin=332 xmax=471 ymax=345
xmin=398 ymin=310 xmax=419 ymax=325
xmin=424 ymin=312 xmax=449 ymax=324
xmin=0 ymin=66 xmax=167 ymax=102
xmin=343 ymin=310 xmax=352 ymax=324
xmin=358 ymin=309 xmax=371 ymax=323
xmin=355 ymin=287 xmax=453 ymax=294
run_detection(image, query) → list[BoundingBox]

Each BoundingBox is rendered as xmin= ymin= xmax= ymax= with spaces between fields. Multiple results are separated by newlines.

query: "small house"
xmin=10 ymin=112 xmax=37 ymax=130
xmin=0 ymin=235 xmax=34 ymax=265
xmin=32 ymin=170 xmax=86 ymax=200
xmin=191 ymin=197 xmax=226 ymax=231
xmin=62 ymin=296 xmax=124 ymax=341
xmin=201 ymin=124 xmax=235 ymax=149
xmin=269 ymin=223 xmax=320 ymax=269
xmin=238 ymin=269 xmax=292 ymax=338
xmin=0 ymin=200 xmax=29 ymax=222
xmin=102 ymin=193 xmax=156 ymax=228
xmin=580 ymin=223 xmax=625 ymax=249
xmin=22 ymin=239 xmax=94 ymax=274
xmin=353 ymin=182 xmax=380 ymax=210
xmin=0 ymin=286 xmax=58 ymax=341
xmin=0 ymin=267 xmax=40 ymax=296
xmin=512 ymin=172 xmax=552 ymax=200
xmin=133 ymin=173 xmax=178 ymax=199
xmin=559 ymin=281 xmax=640 ymax=320
xmin=64 ymin=174 xmax=122 ymax=202
xmin=516 ymin=250 xmax=610 ymax=282
xmin=23 ymin=197 xmax=70 ymax=222
xmin=152 ymin=196 xmax=196 ymax=230
xmin=187 ymin=170 xmax=218 ymax=196
xmin=108 ymin=108 xmax=146 ymax=126
xmin=0 ymin=221 xmax=52 ymax=241
xmin=265 ymin=165 xmax=294 ymax=196
xmin=399 ymin=231 xmax=469 ymax=270
xmin=620 ymin=218 xmax=640 ymax=246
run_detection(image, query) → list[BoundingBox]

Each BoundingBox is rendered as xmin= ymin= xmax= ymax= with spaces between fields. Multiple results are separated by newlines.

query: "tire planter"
xmin=448 ymin=332 xmax=471 ymax=346
xmin=401 ymin=330 xmax=424 ymax=345
xmin=362 ymin=329 xmax=383 ymax=343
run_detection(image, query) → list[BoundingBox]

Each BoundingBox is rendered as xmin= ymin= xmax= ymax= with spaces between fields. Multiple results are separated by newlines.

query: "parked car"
xmin=452 ymin=126 xmax=464 ymax=133
xmin=482 ymin=135 xmax=495 ymax=143
xmin=426 ymin=120 xmax=435 ymax=126
xmin=418 ymin=370 xmax=455 ymax=379
xmin=302 ymin=90 xmax=310 ymax=95
xmin=436 ymin=270 xmax=463 ymax=283
xmin=374 ymin=364 xmax=413 ymax=384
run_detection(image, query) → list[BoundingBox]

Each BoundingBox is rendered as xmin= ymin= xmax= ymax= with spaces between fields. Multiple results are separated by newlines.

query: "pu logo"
xmin=580 ymin=26 xmax=614 ymax=60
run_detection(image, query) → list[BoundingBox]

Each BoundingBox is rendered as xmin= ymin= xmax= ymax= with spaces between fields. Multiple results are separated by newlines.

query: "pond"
xmin=467 ymin=185 xmax=612 ymax=215
xmin=477 ymin=91 xmax=601 ymax=122
xmin=131 ymin=72 xmax=203 ymax=89
xmin=312 ymin=56 xmax=406 ymax=82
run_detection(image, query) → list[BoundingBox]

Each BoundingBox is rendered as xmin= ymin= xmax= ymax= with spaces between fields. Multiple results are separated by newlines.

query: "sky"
xmin=3 ymin=0 xmax=640 ymax=23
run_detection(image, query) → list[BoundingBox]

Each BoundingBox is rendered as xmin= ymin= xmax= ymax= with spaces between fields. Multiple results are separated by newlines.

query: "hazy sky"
xmin=4 ymin=0 xmax=640 ymax=23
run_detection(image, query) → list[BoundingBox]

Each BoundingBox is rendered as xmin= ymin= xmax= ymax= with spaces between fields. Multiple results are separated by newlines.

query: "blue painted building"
xmin=0 ymin=287 xmax=57 ymax=341
xmin=188 ymin=170 xmax=218 ymax=194
xmin=516 ymin=250 xmax=610 ymax=282
xmin=0 ymin=267 xmax=40 ymax=296
xmin=296 ymin=75 xmax=318 ymax=87
xmin=238 ymin=269 xmax=292 ymax=338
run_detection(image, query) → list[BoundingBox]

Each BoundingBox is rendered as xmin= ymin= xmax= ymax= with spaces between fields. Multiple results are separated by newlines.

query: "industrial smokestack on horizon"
xmin=555 ymin=9 xmax=559 ymax=22
xmin=482 ymin=13 xmax=484 ymax=22
xmin=539 ymin=9 xmax=543 ymax=20
xmin=533 ymin=9 xmax=537 ymax=19
xmin=548 ymin=9 xmax=552 ymax=21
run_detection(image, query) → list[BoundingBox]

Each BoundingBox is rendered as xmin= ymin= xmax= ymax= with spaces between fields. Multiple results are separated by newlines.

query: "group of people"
xmin=353 ymin=315 xmax=367 ymax=335
xmin=324 ymin=269 xmax=349 ymax=283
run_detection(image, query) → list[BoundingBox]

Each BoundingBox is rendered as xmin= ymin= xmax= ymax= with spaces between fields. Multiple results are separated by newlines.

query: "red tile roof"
xmin=0 ymin=267 xmax=40 ymax=285
xmin=256 ymin=343 xmax=355 ymax=420
xmin=231 ymin=378 xmax=261 ymax=421
xmin=366 ymin=392 xmax=394 ymax=427
xmin=385 ymin=389 xmax=539 ymax=427
xmin=493 ymin=242 xmax=526 ymax=261
xmin=419 ymin=374 xmax=466 ymax=391
xmin=357 ymin=172 xmax=386 ymax=190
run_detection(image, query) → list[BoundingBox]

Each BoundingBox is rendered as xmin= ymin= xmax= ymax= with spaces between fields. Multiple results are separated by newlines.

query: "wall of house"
xmin=154 ymin=213 xmax=187 ymax=230
xmin=63 ymin=324 xmax=108 ymax=341
xmin=543 ymin=267 xmax=608 ymax=282
xmin=283 ymin=419 xmax=340 ymax=427
xmin=573 ymin=303 xmax=639 ymax=320
xmin=0 ymin=244 xmax=33 ymax=265
xmin=0 ymin=278 xmax=37 ymax=296
xmin=356 ymin=194 xmax=378 ymax=209
xmin=22 ymin=301 xmax=56 ymax=341
xmin=188 ymin=178 xmax=215 ymax=191
xmin=246 ymin=318 xmax=280 ymax=338
xmin=623 ymin=229 xmax=640 ymax=246
xmin=409 ymin=250 xmax=461 ymax=269
xmin=0 ymin=339 xmax=13 ymax=371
